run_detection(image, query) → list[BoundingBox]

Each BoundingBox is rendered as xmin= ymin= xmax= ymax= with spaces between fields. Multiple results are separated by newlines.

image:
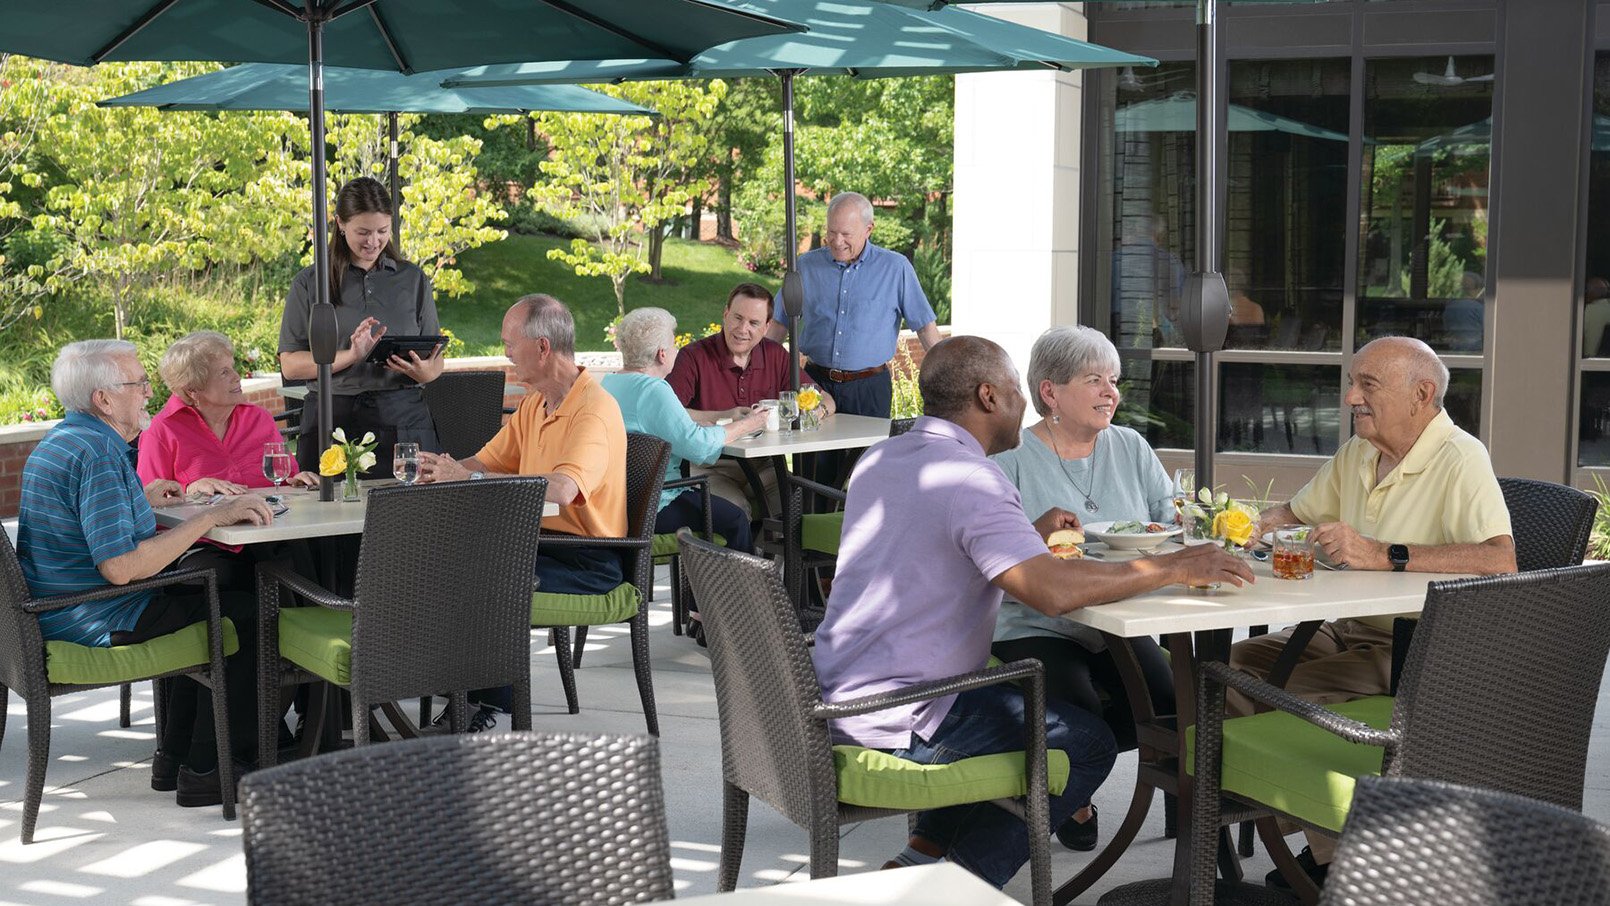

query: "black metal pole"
xmin=1192 ymin=0 xmax=1221 ymax=492
xmin=781 ymin=69 xmax=802 ymax=423
xmin=308 ymin=6 xmax=336 ymax=501
xmin=388 ymin=111 xmax=402 ymax=246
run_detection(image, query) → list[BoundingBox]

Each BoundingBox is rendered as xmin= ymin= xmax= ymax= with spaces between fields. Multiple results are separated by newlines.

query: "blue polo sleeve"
xmin=77 ymin=455 xmax=142 ymax=566
xmin=639 ymin=380 xmax=726 ymax=466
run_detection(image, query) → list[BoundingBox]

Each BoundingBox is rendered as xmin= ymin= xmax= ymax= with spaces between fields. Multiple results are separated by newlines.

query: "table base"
xmin=1096 ymin=879 xmax=1296 ymax=906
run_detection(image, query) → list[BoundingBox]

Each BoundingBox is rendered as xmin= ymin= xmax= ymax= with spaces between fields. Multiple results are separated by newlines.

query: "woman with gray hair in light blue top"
xmin=989 ymin=324 xmax=1178 ymax=851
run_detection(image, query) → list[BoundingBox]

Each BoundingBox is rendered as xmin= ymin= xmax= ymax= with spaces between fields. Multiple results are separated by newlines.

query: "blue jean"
xmin=891 ymin=684 xmax=1117 ymax=888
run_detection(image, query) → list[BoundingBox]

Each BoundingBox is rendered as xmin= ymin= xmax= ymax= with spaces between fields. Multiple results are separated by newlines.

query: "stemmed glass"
xmin=262 ymin=442 xmax=293 ymax=489
xmin=777 ymin=390 xmax=799 ymax=437
xmin=393 ymin=442 xmax=420 ymax=486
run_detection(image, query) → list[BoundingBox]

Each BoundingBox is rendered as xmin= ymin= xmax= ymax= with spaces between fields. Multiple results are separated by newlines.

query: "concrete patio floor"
xmin=4 ymin=567 xmax=1609 ymax=905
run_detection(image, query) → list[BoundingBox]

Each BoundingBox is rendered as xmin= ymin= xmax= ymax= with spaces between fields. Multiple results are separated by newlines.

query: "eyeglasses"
xmin=113 ymin=379 xmax=152 ymax=391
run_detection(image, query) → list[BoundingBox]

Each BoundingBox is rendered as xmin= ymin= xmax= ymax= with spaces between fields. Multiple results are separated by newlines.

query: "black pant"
xmin=296 ymin=387 xmax=440 ymax=478
xmin=991 ymin=634 xmax=1175 ymax=752
xmin=804 ymin=364 xmax=894 ymax=491
xmin=655 ymin=489 xmax=753 ymax=555
xmin=111 ymin=586 xmax=259 ymax=771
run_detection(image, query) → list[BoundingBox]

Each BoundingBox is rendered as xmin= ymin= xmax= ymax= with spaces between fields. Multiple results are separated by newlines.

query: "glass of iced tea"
xmin=1272 ymin=525 xmax=1315 ymax=580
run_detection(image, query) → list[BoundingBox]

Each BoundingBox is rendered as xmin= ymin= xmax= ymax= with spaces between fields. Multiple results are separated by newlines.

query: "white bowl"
xmin=1084 ymin=520 xmax=1183 ymax=551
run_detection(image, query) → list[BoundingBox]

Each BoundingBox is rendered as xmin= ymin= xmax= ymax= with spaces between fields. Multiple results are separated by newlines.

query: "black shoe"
xmin=150 ymin=749 xmax=180 ymax=792
xmin=1055 ymin=805 xmax=1098 ymax=852
xmin=176 ymin=760 xmax=251 ymax=809
xmin=466 ymin=705 xmax=499 ymax=734
xmin=1265 ymin=846 xmax=1329 ymax=891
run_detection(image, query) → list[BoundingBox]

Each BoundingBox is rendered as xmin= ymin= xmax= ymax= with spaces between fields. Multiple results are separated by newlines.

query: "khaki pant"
xmin=1226 ymin=618 xmax=1395 ymax=864
xmin=696 ymin=459 xmax=780 ymax=523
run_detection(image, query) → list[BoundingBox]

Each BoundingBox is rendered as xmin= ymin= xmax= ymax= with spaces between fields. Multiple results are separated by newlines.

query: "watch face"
xmin=1389 ymin=544 xmax=1410 ymax=563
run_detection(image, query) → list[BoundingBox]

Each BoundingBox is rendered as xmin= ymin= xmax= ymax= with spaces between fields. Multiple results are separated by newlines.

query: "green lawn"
xmin=440 ymin=235 xmax=764 ymax=355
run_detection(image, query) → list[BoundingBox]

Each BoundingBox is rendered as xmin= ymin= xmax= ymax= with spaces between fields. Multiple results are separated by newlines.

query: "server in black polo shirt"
xmin=279 ymin=177 xmax=443 ymax=475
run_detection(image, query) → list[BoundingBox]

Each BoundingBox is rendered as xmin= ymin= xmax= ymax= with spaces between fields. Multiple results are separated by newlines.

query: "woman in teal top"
xmin=601 ymin=308 xmax=768 ymax=561
xmin=990 ymin=325 xmax=1178 ymax=851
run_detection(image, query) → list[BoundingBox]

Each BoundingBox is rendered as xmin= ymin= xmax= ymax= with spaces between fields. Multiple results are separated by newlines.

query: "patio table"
xmin=664 ymin=863 xmax=1016 ymax=906
xmin=1051 ymin=544 xmax=1467 ymax=906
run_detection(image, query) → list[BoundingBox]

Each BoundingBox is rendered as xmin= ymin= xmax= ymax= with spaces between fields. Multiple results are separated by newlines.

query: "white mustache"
xmin=1352 ymin=407 xmax=1374 ymax=417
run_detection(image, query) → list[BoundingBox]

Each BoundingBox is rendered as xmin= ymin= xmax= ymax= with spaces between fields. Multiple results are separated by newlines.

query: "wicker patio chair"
xmin=1190 ymin=563 xmax=1610 ymax=905
xmin=534 ymin=433 xmax=668 ymax=736
xmin=1320 ymin=775 xmax=1610 ymax=906
xmin=655 ymin=470 xmax=719 ymax=638
xmin=679 ymin=533 xmax=1061 ymax=906
xmin=241 ymin=731 xmax=673 ymax=906
xmin=0 ymin=531 xmax=237 ymax=841
xmin=255 ymin=477 xmax=546 ymax=764
xmin=421 ymin=370 xmax=507 ymax=460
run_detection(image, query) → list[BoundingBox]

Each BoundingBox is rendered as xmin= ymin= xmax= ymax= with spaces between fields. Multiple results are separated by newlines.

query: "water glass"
xmin=1273 ymin=525 xmax=1316 ymax=580
xmin=393 ymin=442 xmax=420 ymax=486
xmin=777 ymin=391 xmax=799 ymax=437
xmin=1172 ymin=469 xmax=1194 ymax=516
xmin=262 ymin=442 xmax=293 ymax=489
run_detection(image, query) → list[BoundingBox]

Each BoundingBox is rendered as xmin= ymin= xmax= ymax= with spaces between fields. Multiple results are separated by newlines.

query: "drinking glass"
xmin=393 ymin=442 xmax=420 ymax=486
xmin=1272 ymin=525 xmax=1316 ymax=580
xmin=262 ymin=442 xmax=293 ymax=489
xmin=777 ymin=390 xmax=799 ymax=437
xmin=1172 ymin=469 xmax=1194 ymax=515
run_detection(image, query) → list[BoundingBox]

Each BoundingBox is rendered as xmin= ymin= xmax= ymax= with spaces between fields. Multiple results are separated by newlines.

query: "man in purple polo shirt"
xmin=814 ymin=336 xmax=1253 ymax=888
xmin=668 ymin=282 xmax=835 ymax=519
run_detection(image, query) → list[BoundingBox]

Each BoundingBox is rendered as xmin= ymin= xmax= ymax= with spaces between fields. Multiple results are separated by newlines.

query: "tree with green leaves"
xmin=508 ymin=79 xmax=726 ymax=316
xmin=0 ymin=53 xmax=52 ymax=332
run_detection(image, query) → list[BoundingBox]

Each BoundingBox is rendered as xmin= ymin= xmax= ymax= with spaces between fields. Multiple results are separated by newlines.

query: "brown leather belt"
xmin=822 ymin=362 xmax=890 ymax=383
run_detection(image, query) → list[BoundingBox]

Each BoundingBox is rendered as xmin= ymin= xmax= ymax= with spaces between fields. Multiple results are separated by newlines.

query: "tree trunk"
xmin=648 ymin=223 xmax=666 ymax=281
xmin=716 ymin=171 xmax=734 ymax=240
xmin=688 ymin=194 xmax=703 ymax=241
xmin=614 ymin=275 xmax=627 ymax=319
xmin=526 ymin=117 xmax=537 ymax=152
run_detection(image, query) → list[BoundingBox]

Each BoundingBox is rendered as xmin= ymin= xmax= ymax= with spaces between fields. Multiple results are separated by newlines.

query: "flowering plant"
xmin=797 ymin=386 xmax=821 ymax=413
xmin=1180 ymin=486 xmax=1257 ymax=550
xmin=320 ymin=428 xmax=378 ymax=499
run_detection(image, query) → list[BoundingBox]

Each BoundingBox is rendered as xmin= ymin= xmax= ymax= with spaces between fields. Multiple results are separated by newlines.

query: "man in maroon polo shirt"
xmin=667 ymin=282 xmax=836 ymax=520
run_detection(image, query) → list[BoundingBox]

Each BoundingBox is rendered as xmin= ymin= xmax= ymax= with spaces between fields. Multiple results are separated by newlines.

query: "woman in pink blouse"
xmin=138 ymin=331 xmax=318 ymax=492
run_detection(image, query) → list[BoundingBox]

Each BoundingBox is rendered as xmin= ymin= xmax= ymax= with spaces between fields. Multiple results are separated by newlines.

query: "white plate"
xmin=1084 ymin=520 xmax=1183 ymax=550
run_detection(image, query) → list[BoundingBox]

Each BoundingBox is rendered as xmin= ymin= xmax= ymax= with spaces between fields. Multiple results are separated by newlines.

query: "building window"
xmin=1579 ymin=51 xmax=1610 ymax=468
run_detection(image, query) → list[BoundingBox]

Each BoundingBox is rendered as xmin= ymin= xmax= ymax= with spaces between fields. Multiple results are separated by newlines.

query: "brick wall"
xmin=0 ymin=438 xmax=36 ymax=517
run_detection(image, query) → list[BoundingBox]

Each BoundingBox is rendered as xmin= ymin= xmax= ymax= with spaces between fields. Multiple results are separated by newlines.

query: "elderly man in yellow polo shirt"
xmin=1234 ymin=335 xmax=1515 ymax=888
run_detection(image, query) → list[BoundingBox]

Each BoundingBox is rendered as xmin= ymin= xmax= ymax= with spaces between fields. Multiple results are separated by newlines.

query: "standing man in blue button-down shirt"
xmin=767 ymin=192 xmax=943 ymax=419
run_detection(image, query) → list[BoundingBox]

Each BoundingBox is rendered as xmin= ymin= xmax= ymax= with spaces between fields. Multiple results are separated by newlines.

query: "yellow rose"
xmin=797 ymin=387 xmax=821 ymax=411
xmin=1213 ymin=509 xmax=1255 ymax=546
xmin=318 ymin=445 xmax=347 ymax=477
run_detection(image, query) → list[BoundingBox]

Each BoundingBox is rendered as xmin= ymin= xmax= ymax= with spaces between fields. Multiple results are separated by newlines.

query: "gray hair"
xmin=52 ymin=339 xmax=139 ymax=414
xmin=1359 ymin=336 xmax=1450 ymax=408
xmin=826 ymin=191 xmax=873 ymax=227
xmin=1026 ymin=325 xmax=1122 ymax=417
xmin=920 ymin=335 xmax=1017 ymax=421
xmin=616 ymin=307 xmax=678 ymax=369
xmin=515 ymin=294 xmax=576 ymax=358
xmin=159 ymin=330 xmax=234 ymax=397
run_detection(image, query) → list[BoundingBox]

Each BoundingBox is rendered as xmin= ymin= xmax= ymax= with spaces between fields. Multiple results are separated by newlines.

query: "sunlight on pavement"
xmin=80 ymin=840 xmax=209 ymax=877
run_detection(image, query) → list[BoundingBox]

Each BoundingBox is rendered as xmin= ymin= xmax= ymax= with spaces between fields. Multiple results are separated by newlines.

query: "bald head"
xmin=921 ymin=336 xmax=1018 ymax=421
xmin=1345 ymin=336 xmax=1449 ymax=453
xmin=1356 ymin=336 xmax=1447 ymax=407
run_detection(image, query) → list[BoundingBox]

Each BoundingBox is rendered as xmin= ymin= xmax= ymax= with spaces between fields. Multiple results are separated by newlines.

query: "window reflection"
xmin=1219 ymin=364 xmax=1341 ymax=456
xmin=1357 ymin=56 xmax=1494 ymax=353
xmin=1578 ymin=52 xmax=1610 ymax=467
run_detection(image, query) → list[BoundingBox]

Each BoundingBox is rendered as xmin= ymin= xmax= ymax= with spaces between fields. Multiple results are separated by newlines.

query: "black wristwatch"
xmin=1388 ymin=543 xmax=1410 ymax=572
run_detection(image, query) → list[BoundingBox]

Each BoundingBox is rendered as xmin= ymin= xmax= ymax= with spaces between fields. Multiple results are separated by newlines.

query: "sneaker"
xmin=150 ymin=749 xmax=180 ymax=792
xmin=1265 ymin=846 xmax=1329 ymax=891
xmin=466 ymin=705 xmax=499 ymax=734
xmin=175 ymin=760 xmax=252 ymax=809
xmin=1055 ymin=805 xmax=1098 ymax=852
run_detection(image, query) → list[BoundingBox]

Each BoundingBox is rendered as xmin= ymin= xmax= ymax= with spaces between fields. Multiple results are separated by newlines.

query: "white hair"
xmin=826 ymin=191 xmax=874 ymax=227
xmin=52 ymin=339 xmax=139 ymax=413
xmin=1359 ymin=336 xmax=1450 ymax=408
xmin=159 ymin=330 xmax=234 ymax=396
xmin=515 ymin=294 xmax=576 ymax=357
xmin=1026 ymin=326 xmax=1123 ymax=417
xmin=616 ymin=307 xmax=678 ymax=369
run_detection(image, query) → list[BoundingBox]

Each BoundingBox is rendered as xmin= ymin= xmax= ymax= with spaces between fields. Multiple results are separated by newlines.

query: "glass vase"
xmin=801 ymin=407 xmax=821 ymax=432
xmin=342 ymin=470 xmax=361 ymax=503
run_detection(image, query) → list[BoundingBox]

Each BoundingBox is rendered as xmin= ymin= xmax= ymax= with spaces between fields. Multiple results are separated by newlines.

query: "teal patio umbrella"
xmin=443 ymin=0 xmax=1155 ymax=412
xmin=99 ymin=63 xmax=654 ymax=243
xmin=1117 ymin=92 xmax=1352 ymax=143
xmin=2 ymin=0 xmax=802 ymax=500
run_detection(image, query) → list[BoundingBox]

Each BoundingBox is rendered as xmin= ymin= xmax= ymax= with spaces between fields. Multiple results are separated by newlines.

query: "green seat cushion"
xmin=278 ymin=607 xmax=354 ymax=686
xmin=531 ymin=582 xmax=640 ymax=627
xmin=802 ymin=512 xmax=845 ymax=555
xmin=1186 ymin=695 xmax=1395 ymax=833
xmin=652 ymin=532 xmax=726 ymax=562
xmin=45 ymin=618 xmax=240 ymax=685
xmin=833 ymin=746 xmax=1071 ymax=810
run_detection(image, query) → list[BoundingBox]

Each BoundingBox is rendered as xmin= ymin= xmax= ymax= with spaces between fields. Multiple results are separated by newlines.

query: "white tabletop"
xmin=279 ymin=383 xmax=525 ymax=401
xmin=662 ymin=865 xmax=1014 ymax=906
xmin=152 ymin=483 xmax=557 ymax=545
xmin=1063 ymin=544 xmax=1467 ymax=638
xmin=721 ymin=413 xmax=892 ymax=458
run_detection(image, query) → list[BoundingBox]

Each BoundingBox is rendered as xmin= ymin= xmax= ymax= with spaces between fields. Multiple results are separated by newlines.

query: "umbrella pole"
xmin=307 ymin=7 xmax=337 ymax=501
xmin=1191 ymin=0 xmax=1224 ymax=492
xmin=780 ymin=69 xmax=802 ymax=413
xmin=389 ymin=111 xmax=402 ymax=248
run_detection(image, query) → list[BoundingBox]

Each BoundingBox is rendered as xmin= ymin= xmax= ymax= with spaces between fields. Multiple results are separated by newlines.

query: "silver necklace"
xmin=1046 ymin=425 xmax=1100 ymax=514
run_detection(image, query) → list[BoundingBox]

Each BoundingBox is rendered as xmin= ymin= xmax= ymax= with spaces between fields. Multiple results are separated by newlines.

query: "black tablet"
xmin=364 ymin=335 xmax=445 ymax=367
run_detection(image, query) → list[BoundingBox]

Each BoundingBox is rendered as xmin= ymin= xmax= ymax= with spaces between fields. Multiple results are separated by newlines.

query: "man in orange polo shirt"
xmin=418 ymin=294 xmax=627 ymax=725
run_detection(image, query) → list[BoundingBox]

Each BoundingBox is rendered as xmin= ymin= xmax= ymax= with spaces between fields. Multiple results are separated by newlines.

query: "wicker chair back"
xmin=680 ymin=534 xmax=840 ymax=829
xmin=242 ymin=732 xmax=674 ymax=906
xmin=1498 ymin=477 xmax=1597 ymax=571
xmin=1321 ymin=776 xmax=1610 ymax=906
xmin=0 ymin=531 xmax=41 ymax=699
xmin=421 ymin=370 xmax=507 ymax=460
xmin=1390 ymin=563 xmax=1610 ymax=810
xmin=348 ymin=477 xmax=547 ymax=705
xmin=621 ymin=433 xmax=671 ymax=592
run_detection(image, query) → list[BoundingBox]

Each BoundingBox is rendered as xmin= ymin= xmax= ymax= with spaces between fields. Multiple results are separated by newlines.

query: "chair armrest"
xmin=783 ymin=473 xmax=847 ymax=505
xmin=537 ymin=534 xmax=650 ymax=552
xmin=811 ymin=659 xmax=1043 ymax=721
xmin=23 ymin=566 xmax=218 ymax=613
xmin=258 ymin=562 xmax=355 ymax=612
xmin=663 ymin=475 xmax=708 ymax=492
xmin=502 ymin=406 xmax=517 ymax=415
xmin=1200 ymin=661 xmax=1399 ymax=748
